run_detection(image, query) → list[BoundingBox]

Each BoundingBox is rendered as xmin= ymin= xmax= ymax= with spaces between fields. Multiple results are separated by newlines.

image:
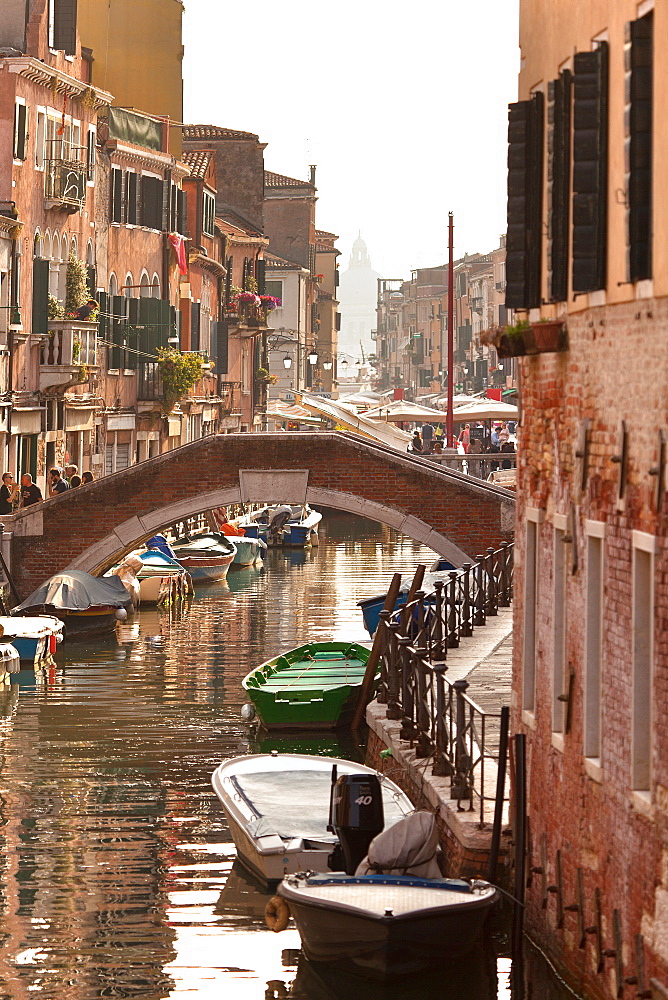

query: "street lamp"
xmin=283 ymin=354 xmax=292 ymax=369
xmin=308 ymin=348 xmax=318 ymax=365
xmin=340 ymin=358 xmax=348 ymax=370
xmin=322 ymin=358 xmax=333 ymax=370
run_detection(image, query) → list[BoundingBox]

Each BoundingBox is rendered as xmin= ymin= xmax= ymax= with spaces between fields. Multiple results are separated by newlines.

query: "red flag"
xmin=168 ymin=233 xmax=187 ymax=275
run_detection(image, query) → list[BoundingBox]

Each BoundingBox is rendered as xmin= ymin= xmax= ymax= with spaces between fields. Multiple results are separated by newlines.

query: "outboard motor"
xmin=268 ymin=505 xmax=292 ymax=542
xmin=329 ymin=772 xmax=384 ymax=875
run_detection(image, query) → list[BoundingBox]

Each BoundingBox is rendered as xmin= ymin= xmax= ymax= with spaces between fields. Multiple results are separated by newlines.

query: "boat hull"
xmin=242 ymin=642 xmax=373 ymax=731
xmin=279 ymin=875 xmax=498 ymax=981
xmin=175 ymin=552 xmax=234 ymax=583
xmin=226 ymin=536 xmax=264 ymax=566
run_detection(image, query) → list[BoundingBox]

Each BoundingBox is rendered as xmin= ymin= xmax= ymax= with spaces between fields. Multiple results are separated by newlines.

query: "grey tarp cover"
xmin=234 ymin=770 xmax=407 ymax=844
xmin=14 ymin=570 xmax=131 ymax=613
xmin=356 ymin=810 xmax=442 ymax=878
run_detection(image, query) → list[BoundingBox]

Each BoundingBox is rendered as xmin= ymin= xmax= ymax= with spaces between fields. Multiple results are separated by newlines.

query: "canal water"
xmin=0 ymin=511 xmax=576 ymax=1000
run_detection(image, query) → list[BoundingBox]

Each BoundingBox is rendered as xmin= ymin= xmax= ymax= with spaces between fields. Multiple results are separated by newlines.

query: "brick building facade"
xmin=508 ymin=3 xmax=668 ymax=998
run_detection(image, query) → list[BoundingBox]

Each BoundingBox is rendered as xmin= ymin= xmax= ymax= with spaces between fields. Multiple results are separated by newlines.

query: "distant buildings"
xmin=337 ymin=236 xmax=380 ymax=361
xmin=0 ymin=0 xmax=341 ymax=492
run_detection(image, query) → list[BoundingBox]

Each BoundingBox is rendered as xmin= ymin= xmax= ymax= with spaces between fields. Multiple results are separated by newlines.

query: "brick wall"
xmin=512 ymin=299 xmax=668 ymax=999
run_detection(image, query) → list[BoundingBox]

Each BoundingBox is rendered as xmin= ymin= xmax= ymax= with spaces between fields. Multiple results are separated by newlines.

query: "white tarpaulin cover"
xmin=356 ymin=810 xmax=442 ymax=878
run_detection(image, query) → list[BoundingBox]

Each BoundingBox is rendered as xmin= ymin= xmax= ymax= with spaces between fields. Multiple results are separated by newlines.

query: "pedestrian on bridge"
xmin=411 ymin=430 xmax=423 ymax=453
xmin=421 ymin=422 xmax=434 ymax=452
xmin=19 ymin=474 xmax=42 ymax=508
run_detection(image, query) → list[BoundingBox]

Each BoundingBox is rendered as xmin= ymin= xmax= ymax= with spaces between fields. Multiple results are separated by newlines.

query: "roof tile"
xmin=183 ymin=124 xmax=259 ymax=141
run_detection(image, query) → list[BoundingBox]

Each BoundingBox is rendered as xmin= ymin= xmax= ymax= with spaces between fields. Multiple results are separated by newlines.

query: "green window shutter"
xmin=191 ymin=302 xmax=200 ymax=353
xmin=97 ymin=290 xmax=108 ymax=341
xmin=110 ymin=294 xmax=125 ymax=369
xmin=215 ymin=320 xmax=229 ymax=374
xmin=257 ymin=259 xmax=266 ymax=295
xmin=32 ymin=258 xmax=50 ymax=336
xmin=125 ymin=297 xmax=139 ymax=369
xmin=111 ymin=169 xmax=122 ymax=224
xmin=506 ymin=92 xmax=544 ymax=309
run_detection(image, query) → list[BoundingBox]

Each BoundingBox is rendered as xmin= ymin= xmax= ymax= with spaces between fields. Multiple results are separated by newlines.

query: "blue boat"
xmin=0 ymin=615 xmax=64 ymax=665
xmin=358 ymin=560 xmax=456 ymax=636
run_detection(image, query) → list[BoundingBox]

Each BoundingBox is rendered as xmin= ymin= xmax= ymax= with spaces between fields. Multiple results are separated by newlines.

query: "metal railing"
xmin=375 ymin=542 xmax=513 ymax=827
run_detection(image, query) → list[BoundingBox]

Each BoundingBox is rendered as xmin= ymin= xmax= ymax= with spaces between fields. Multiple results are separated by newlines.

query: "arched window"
xmin=48 ymin=232 xmax=59 ymax=297
xmin=109 ymin=273 xmax=118 ymax=297
xmin=139 ymin=271 xmax=151 ymax=298
xmin=61 ymin=234 xmax=68 ymax=261
xmin=33 ymin=230 xmax=42 ymax=258
xmin=51 ymin=232 xmax=60 ymax=262
xmin=59 ymin=235 xmax=69 ymax=300
xmin=86 ymin=240 xmax=94 ymax=266
xmin=124 ymin=273 xmax=134 ymax=297
xmin=151 ymin=274 xmax=160 ymax=299
xmin=70 ymin=235 xmax=78 ymax=259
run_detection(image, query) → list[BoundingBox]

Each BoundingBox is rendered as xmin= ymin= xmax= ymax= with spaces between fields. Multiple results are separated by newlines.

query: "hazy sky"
xmin=183 ymin=0 xmax=520 ymax=279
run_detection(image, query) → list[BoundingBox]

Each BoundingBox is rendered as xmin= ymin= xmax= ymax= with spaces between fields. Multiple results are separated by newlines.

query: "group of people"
xmin=410 ymin=422 xmax=446 ymax=454
xmin=457 ymin=421 xmax=514 ymax=454
xmin=0 ymin=465 xmax=95 ymax=513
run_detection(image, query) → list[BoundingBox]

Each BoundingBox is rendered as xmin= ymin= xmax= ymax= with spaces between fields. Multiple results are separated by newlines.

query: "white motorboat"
xmin=277 ymin=810 xmax=499 ymax=980
xmin=211 ymin=752 xmax=413 ymax=886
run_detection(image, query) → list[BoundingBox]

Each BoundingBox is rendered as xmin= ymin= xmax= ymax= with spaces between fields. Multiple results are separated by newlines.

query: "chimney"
xmin=309 ymin=165 xmax=317 ymax=187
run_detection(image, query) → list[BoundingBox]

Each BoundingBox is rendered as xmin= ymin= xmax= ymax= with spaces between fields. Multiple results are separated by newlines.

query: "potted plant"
xmin=255 ymin=367 xmax=278 ymax=385
xmin=157 ymin=348 xmax=205 ymax=413
xmin=530 ymin=317 xmax=568 ymax=353
xmin=496 ymin=320 xmax=531 ymax=358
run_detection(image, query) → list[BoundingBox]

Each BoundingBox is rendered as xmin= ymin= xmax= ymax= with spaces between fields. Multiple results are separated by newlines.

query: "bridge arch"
xmin=6 ymin=433 xmax=515 ymax=597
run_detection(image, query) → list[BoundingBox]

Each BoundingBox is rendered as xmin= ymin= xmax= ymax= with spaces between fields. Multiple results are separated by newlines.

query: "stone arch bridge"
xmin=5 ymin=433 xmax=515 ymax=599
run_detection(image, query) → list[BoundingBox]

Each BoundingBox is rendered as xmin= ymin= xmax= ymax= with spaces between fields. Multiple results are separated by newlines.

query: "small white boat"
xmin=110 ymin=550 xmax=191 ymax=605
xmin=211 ymin=752 xmax=413 ymax=886
xmin=224 ymin=534 xmax=266 ymax=567
xmin=239 ymin=505 xmax=323 ymax=548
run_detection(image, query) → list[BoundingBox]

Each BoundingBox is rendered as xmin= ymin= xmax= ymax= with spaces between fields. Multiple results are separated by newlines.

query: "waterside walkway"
xmin=366 ymin=604 xmax=513 ymax=880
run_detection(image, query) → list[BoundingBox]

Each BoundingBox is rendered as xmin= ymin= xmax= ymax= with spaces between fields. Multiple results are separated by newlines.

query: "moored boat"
xmin=169 ymin=531 xmax=237 ymax=583
xmin=210 ymin=752 xmax=413 ymax=886
xmin=120 ymin=549 xmax=191 ymax=604
xmin=242 ymin=641 xmax=373 ymax=730
xmin=239 ymin=504 xmax=322 ymax=548
xmin=12 ymin=571 xmax=132 ymax=637
xmin=276 ymin=807 xmax=498 ymax=981
xmin=0 ymin=615 xmax=64 ymax=665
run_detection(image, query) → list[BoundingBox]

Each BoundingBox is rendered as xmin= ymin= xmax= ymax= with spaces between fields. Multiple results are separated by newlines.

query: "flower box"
xmin=529 ymin=320 xmax=568 ymax=354
xmin=497 ymin=332 xmax=528 ymax=358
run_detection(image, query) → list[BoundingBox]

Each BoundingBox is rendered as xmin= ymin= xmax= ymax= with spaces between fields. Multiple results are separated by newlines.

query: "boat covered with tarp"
xmin=12 ymin=570 xmax=132 ymax=637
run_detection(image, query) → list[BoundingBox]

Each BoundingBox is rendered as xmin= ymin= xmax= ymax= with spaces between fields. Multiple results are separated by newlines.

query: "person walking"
xmin=457 ymin=423 xmax=471 ymax=453
xmin=421 ymin=422 xmax=434 ymax=453
xmin=48 ymin=468 xmax=69 ymax=497
xmin=0 ymin=473 xmax=17 ymax=514
xmin=19 ymin=474 xmax=42 ymax=508
xmin=81 ymin=471 xmax=94 ymax=485
xmin=434 ymin=423 xmax=444 ymax=443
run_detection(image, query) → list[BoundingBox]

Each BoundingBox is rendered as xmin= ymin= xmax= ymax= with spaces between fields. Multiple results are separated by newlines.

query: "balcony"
xmin=44 ymin=147 xmax=87 ymax=212
xmin=40 ymin=320 xmax=99 ymax=392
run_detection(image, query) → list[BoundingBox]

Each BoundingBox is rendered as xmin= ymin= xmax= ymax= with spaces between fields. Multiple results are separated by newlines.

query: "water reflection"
xmin=0 ymin=511 xmax=576 ymax=999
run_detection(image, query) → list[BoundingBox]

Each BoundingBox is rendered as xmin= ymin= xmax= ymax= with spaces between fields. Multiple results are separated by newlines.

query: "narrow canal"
xmin=0 ymin=511 xmax=576 ymax=1000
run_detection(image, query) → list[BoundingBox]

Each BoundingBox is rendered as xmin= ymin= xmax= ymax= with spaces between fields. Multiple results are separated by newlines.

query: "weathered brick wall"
xmin=513 ymin=300 xmax=668 ymax=999
xmin=9 ymin=432 xmax=514 ymax=598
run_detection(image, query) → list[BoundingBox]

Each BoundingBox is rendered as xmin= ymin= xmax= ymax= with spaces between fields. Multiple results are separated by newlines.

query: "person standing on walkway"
xmin=421 ymin=422 xmax=434 ymax=453
xmin=411 ymin=430 xmax=423 ymax=453
xmin=19 ymin=474 xmax=42 ymax=508
xmin=0 ymin=473 xmax=17 ymax=514
xmin=48 ymin=468 xmax=69 ymax=497
xmin=458 ymin=423 xmax=471 ymax=453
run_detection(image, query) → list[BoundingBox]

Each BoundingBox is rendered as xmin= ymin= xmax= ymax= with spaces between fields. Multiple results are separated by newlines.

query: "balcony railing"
xmin=40 ymin=319 xmax=98 ymax=391
xmin=44 ymin=159 xmax=87 ymax=208
xmin=375 ymin=543 xmax=513 ymax=827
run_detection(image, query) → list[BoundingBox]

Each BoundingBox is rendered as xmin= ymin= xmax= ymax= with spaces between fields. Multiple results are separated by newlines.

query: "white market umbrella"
xmin=450 ymin=399 xmax=519 ymax=422
xmin=364 ymin=399 xmax=444 ymax=423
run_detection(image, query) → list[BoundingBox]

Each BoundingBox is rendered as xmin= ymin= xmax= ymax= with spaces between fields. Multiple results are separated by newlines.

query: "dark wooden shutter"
xmin=97 ymin=290 xmax=108 ymax=341
xmin=191 ymin=302 xmax=200 ymax=352
xmin=86 ymin=265 xmax=97 ymax=295
xmin=225 ymin=257 xmax=233 ymax=304
xmin=548 ymin=70 xmax=572 ymax=302
xmin=209 ymin=321 xmax=218 ymax=367
xmin=177 ymin=188 xmax=187 ymax=234
xmin=257 ymin=259 xmax=266 ymax=295
xmin=572 ymin=43 xmax=609 ymax=293
xmin=216 ymin=320 xmax=229 ymax=374
xmin=141 ymin=176 xmax=163 ymax=230
xmin=31 ymin=258 xmax=50 ymax=336
xmin=53 ymin=0 xmax=77 ymax=55
xmin=506 ymin=91 xmax=544 ymax=309
xmin=126 ymin=172 xmax=138 ymax=225
xmin=126 ymin=297 xmax=139 ymax=370
xmin=111 ymin=168 xmax=123 ymax=224
xmin=14 ymin=103 xmax=28 ymax=160
xmin=626 ymin=13 xmax=653 ymax=282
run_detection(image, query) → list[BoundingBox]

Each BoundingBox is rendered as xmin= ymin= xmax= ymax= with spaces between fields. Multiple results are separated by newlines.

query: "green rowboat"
xmin=242 ymin=641 xmax=374 ymax=730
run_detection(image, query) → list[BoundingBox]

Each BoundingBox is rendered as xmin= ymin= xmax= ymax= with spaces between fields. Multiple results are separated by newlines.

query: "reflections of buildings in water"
xmin=0 ymin=511 xmax=577 ymax=1000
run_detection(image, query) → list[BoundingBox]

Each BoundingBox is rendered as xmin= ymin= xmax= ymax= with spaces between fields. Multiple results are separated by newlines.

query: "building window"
xmin=202 ymin=190 xmax=215 ymax=237
xmin=125 ymin=171 xmax=138 ymax=225
xmin=506 ymin=91 xmax=544 ymax=309
xmin=552 ymin=523 xmax=568 ymax=733
xmin=625 ymin=11 xmax=653 ymax=283
xmin=140 ymin=174 xmax=164 ymax=231
xmin=584 ymin=522 xmax=605 ymax=760
xmin=86 ymin=126 xmax=96 ymax=182
xmin=105 ymin=433 xmax=131 ymax=475
xmin=631 ymin=532 xmax=655 ymax=792
xmin=522 ymin=511 xmax=542 ymax=714
xmin=547 ymin=70 xmax=572 ymax=303
xmin=265 ymin=280 xmax=283 ymax=303
xmin=14 ymin=100 xmax=28 ymax=161
xmin=110 ymin=168 xmax=123 ymax=224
